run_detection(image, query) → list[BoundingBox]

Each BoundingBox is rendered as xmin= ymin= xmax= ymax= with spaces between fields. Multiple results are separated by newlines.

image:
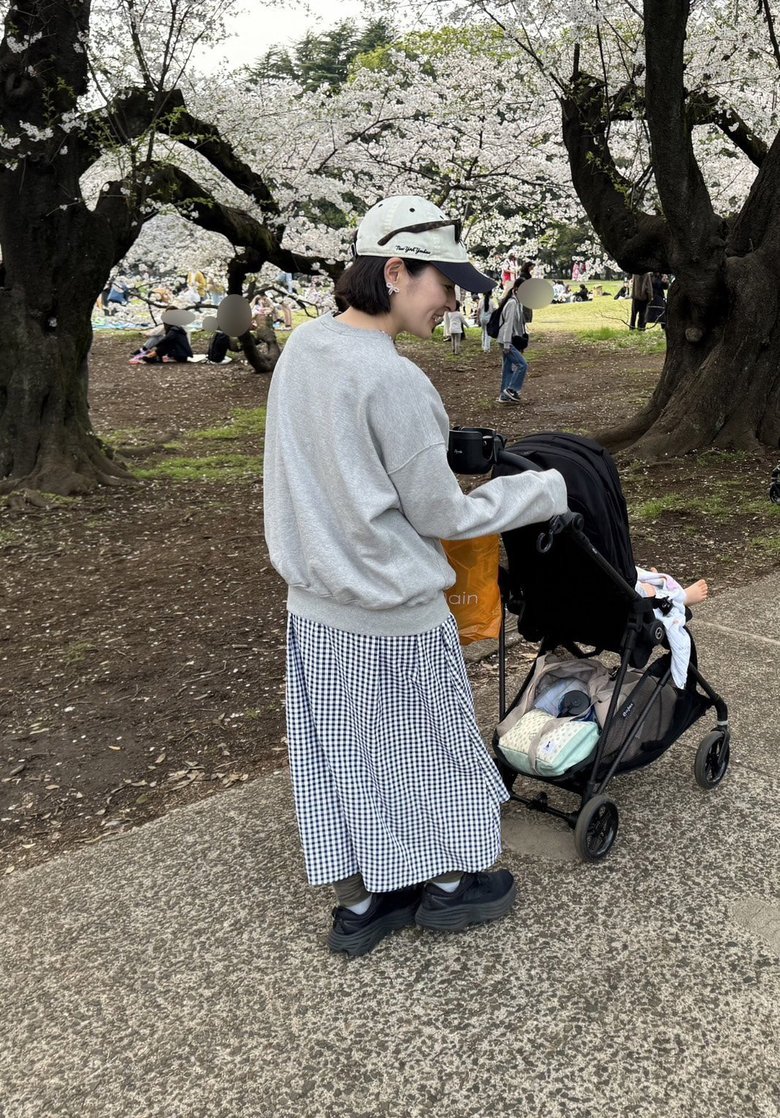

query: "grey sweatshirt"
xmin=263 ymin=314 xmax=567 ymax=635
xmin=498 ymin=296 xmax=526 ymax=347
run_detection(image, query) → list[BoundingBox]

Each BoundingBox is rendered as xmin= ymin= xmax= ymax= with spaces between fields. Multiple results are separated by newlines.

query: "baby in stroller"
xmin=636 ymin=569 xmax=708 ymax=606
xmin=634 ymin=567 xmax=709 ymax=689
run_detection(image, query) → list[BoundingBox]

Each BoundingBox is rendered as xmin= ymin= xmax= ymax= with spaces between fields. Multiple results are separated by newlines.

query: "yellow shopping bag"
xmin=441 ymin=535 xmax=502 ymax=645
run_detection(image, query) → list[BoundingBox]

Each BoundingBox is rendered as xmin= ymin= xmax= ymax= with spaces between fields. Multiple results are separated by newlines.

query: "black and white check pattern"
xmin=285 ymin=612 xmax=509 ymax=892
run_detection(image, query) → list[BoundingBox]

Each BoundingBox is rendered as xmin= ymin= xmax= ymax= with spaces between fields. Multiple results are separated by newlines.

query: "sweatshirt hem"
xmin=287 ymin=586 xmax=451 ymax=636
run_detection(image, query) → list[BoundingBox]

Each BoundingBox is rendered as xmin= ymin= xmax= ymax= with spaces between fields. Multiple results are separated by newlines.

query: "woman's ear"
xmin=384 ymin=257 xmax=404 ymax=289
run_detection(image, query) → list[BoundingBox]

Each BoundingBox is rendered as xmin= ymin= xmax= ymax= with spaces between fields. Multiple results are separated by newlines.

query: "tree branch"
xmin=80 ymin=87 xmax=184 ymax=159
xmin=157 ymin=107 xmax=282 ymax=220
xmin=138 ymin=162 xmax=339 ymax=278
xmin=759 ymin=0 xmax=780 ymax=71
xmin=561 ymin=71 xmax=668 ymax=272
xmin=643 ymin=0 xmax=723 ymax=268
xmin=81 ymin=91 xmax=284 ymax=229
xmin=728 ymin=127 xmax=780 ymax=257
xmin=687 ymin=91 xmax=768 ymax=167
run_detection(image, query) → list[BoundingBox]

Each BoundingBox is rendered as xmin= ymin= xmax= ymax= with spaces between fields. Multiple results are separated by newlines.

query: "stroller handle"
xmin=496 ymin=449 xmax=542 ymax=472
xmin=496 ymin=448 xmax=584 ymax=550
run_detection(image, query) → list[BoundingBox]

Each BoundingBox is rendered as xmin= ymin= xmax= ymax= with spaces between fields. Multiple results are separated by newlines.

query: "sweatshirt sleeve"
xmin=388 ymin=443 xmax=568 ymax=541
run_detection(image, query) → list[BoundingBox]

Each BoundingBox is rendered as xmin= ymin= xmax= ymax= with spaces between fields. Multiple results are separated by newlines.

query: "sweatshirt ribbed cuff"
xmin=287 ymin=586 xmax=451 ymax=636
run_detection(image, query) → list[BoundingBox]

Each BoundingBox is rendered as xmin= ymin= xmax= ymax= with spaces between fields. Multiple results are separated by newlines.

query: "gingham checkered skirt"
xmin=285 ymin=611 xmax=509 ymax=892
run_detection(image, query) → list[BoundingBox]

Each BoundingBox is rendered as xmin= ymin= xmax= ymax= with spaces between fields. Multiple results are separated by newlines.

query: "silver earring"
xmin=386 ymin=282 xmax=400 ymax=294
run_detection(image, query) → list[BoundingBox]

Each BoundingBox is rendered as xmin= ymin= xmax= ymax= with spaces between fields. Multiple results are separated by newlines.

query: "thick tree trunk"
xmin=564 ymin=5 xmax=780 ymax=458
xmin=240 ymin=317 xmax=281 ymax=375
xmin=611 ymin=258 xmax=780 ymax=458
xmin=0 ymin=292 xmax=133 ymax=495
xmin=0 ymin=169 xmax=134 ymax=495
xmin=226 ymin=250 xmax=281 ymax=375
xmin=597 ymin=277 xmax=722 ymax=453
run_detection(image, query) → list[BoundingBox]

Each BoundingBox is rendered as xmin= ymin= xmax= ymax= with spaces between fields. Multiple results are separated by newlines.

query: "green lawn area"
xmin=531 ymin=291 xmax=639 ymax=336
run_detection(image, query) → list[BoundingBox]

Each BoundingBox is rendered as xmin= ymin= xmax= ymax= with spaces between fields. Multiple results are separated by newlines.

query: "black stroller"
xmin=448 ymin=428 xmax=731 ymax=862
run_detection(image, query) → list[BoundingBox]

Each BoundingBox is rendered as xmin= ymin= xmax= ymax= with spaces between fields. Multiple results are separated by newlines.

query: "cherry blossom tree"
xmin=206 ymin=27 xmax=582 ymax=264
xmin=0 ymin=0 xmax=333 ymax=494
xmin=414 ymin=0 xmax=780 ymax=456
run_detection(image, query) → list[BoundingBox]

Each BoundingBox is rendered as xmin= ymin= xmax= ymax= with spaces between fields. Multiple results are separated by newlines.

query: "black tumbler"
xmin=447 ymin=427 xmax=506 ymax=474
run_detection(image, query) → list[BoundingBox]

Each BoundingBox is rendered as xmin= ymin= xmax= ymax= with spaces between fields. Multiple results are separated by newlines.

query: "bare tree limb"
xmin=688 ymin=91 xmax=767 ymax=167
xmin=157 ymin=107 xmax=282 ymax=219
xmin=643 ymin=0 xmax=722 ymax=267
xmin=136 ymin=162 xmax=339 ymax=278
xmin=561 ymin=70 xmax=668 ymax=272
xmin=80 ymin=87 xmax=181 ymax=161
xmin=759 ymin=0 xmax=780 ymax=71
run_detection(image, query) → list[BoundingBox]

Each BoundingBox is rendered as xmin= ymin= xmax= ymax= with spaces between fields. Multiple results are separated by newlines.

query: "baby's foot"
xmin=640 ymin=581 xmax=656 ymax=598
xmin=683 ymin=579 xmax=708 ymax=606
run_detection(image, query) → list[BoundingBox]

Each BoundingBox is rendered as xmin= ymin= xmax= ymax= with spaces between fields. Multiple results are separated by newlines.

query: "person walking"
xmin=630 ymin=272 xmax=653 ymax=330
xmin=263 ymin=195 xmax=568 ymax=957
xmin=496 ymin=278 xmax=529 ymax=405
xmin=500 ymin=252 xmax=518 ymax=292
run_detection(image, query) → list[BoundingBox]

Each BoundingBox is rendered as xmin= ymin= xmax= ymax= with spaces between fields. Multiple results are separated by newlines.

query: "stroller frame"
xmin=445 ymin=428 xmax=732 ymax=862
xmin=492 ymin=516 xmax=731 ymax=862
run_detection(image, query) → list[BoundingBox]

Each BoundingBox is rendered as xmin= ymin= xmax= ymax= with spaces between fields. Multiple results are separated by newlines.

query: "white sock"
xmin=433 ymin=877 xmax=462 ymax=893
xmin=345 ymin=896 xmax=372 ymax=915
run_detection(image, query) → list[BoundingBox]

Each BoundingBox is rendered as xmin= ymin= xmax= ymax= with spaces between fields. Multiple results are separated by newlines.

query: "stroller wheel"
xmin=574 ymin=795 xmax=619 ymax=862
xmin=694 ymin=729 xmax=730 ymax=789
xmin=769 ymin=483 xmax=780 ymax=506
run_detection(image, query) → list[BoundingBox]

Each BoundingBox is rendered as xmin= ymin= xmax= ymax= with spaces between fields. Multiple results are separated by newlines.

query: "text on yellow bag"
xmin=441 ymin=535 xmax=502 ymax=645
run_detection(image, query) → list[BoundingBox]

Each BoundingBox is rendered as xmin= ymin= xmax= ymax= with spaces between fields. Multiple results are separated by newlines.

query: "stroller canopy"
xmin=494 ymin=433 xmax=641 ymax=652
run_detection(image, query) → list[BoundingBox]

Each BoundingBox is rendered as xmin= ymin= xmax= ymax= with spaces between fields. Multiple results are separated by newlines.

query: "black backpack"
xmin=485 ymin=306 xmax=503 ymax=338
xmin=207 ymin=331 xmax=230 ymax=363
xmin=493 ymin=432 xmax=636 ymax=584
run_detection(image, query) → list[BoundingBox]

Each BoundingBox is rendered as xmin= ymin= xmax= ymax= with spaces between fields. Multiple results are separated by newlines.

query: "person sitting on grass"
xmin=129 ymin=324 xmax=165 ymax=360
xmin=129 ymin=323 xmax=193 ymax=364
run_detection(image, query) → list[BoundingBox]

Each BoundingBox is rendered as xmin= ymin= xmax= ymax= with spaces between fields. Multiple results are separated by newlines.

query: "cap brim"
xmin=432 ymin=260 xmax=496 ymax=293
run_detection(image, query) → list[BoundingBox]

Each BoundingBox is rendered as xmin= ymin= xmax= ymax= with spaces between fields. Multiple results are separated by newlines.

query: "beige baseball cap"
xmin=355 ymin=196 xmax=495 ymax=293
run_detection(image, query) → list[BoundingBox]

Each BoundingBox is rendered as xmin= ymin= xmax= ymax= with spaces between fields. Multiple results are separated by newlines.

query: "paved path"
xmin=1 ymin=574 xmax=778 ymax=1118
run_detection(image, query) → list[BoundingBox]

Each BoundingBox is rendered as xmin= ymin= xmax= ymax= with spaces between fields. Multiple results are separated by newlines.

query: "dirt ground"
xmin=1 ymin=328 xmax=777 ymax=875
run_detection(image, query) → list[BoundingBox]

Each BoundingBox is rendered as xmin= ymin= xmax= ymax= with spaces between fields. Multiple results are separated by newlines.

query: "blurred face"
xmin=385 ymin=261 xmax=458 ymax=338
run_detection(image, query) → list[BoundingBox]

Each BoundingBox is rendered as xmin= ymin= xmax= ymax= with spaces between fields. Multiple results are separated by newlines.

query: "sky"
xmin=197 ymin=0 xmax=371 ymax=72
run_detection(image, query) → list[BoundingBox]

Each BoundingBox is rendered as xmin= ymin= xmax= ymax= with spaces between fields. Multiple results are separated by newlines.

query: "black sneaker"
xmin=327 ymin=886 xmax=421 ymax=957
xmin=415 ymin=870 xmax=516 ymax=931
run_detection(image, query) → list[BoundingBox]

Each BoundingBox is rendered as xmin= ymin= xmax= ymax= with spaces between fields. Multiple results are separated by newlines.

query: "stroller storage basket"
xmin=495 ymin=647 xmax=712 ymax=795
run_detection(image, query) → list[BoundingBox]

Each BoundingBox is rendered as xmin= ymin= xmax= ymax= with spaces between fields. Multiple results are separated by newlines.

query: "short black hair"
xmin=334 ymin=255 xmax=430 ymax=315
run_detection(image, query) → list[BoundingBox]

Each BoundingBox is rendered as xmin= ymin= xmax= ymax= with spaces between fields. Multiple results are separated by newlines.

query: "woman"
xmin=263 ymin=195 xmax=567 ymax=957
xmin=496 ymin=278 xmax=529 ymax=405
